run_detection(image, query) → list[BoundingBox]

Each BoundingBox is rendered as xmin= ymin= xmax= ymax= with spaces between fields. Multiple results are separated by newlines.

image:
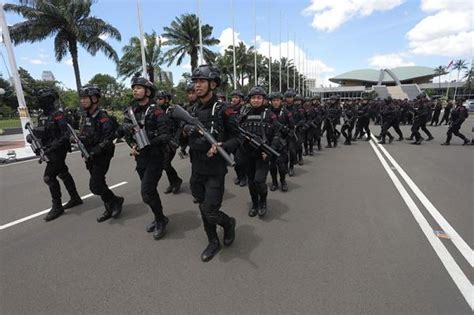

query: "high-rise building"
xmin=41 ymin=71 xmax=55 ymax=81
xmin=154 ymin=69 xmax=173 ymax=85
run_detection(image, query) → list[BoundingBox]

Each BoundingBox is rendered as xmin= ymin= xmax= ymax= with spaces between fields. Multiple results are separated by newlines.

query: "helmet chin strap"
xmin=200 ymin=81 xmax=214 ymax=100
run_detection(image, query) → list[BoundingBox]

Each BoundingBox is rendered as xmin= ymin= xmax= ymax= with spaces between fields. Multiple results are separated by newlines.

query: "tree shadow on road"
xmin=218 ymin=224 xmax=262 ymax=269
xmin=165 ymin=210 xmax=202 ymax=240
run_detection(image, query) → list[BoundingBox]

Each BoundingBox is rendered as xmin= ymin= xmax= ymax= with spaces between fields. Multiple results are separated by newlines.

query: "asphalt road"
xmin=0 ymin=120 xmax=472 ymax=314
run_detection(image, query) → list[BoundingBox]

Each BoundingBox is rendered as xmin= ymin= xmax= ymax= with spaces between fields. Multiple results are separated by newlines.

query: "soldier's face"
xmin=80 ymin=96 xmax=92 ymax=110
xmin=194 ymin=79 xmax=212 ymax=97
xmin=187 ymin=91 xmax=197 ymax=102
xmin=250 ymin=95 xmax=264 ymax=107
xmin=133 ymin=86 xmax=147 ymax=100
xmin=231 ymin=96 xmax=241 ymax=105
xmin=271 ymin=98 xmax=282 ymax=108
xmin=286 ymin=97 xmax=294 ymax=104
xmin=158 ymin=98 xmax=166 ymax=105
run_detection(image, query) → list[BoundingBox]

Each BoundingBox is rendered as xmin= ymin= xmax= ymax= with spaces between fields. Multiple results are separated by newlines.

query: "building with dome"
xmin=309 ymin=66 xmax=470 ymax=101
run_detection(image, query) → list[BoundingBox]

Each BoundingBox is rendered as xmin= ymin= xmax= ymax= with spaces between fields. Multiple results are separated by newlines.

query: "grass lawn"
xmin=0 ymin=119 xmax=21 ymax=129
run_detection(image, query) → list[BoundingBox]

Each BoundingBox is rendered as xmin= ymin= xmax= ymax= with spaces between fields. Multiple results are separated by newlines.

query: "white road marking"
xmin=0 ymin=181 xmax=128 ymax=230
xmin=369 ymin=140 xmax=473 ymax=310
xmin=371 ymin=135 xmax=473 ymax=267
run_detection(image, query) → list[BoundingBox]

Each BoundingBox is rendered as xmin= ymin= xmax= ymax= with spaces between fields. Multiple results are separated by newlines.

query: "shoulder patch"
xmin=99 ymin=117 xmax=110 ymax=123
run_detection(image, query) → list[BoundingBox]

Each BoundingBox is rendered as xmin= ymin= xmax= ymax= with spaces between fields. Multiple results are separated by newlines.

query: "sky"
xmin=0 ymin=0 xmax=472 ymax=90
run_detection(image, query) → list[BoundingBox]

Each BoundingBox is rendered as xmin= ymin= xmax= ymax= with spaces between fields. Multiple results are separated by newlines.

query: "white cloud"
xmin=99 ymin=33 xmax=109 ymax=41
xmin=407 ymin=0 xmax=473 ymax=56
xmin=29 ymin=59 xmax=46 ymax=65
xmin=218 ymin=27 xmax=247 ymax=53
xmin=368 ymin=53 xmax=415 ymax=69
xmin=302 ymin=0 xmax=405 ymax=32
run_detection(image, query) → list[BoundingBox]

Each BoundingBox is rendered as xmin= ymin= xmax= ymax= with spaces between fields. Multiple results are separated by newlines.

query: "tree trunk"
xmin=190 ymin=48 xmax=198 ymax=71
xmin=147 ymin=66 xmax=155 ymax=83
xmin=69 ymin=40 xmax=82 ymax=93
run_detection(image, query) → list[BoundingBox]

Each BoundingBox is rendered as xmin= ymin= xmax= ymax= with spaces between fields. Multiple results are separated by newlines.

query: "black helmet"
xmin=269 ymin=92 xmax=283 ymax=100
xmin=304 ymin=97 xmax=311 ymax=103
xmin=186 ymin=82 xmax=195 ymax=92
xmin=131 ymin=77 xmax=156 ymax=98
xmin=295 ymin=94 xmax=303 ymax=101
xmin=191 ymin=64 xmax=221 ymax=87
xmin=156 ymin=90 xmax=172 ymax=100
xmin=36 ymin=88 xmax=58 ymax=100
xmin=312 ymin=95 xmax=321 ymax=101
xmin=231 ymin=89 xmax=244 ymax=98
xmin=79 ymin=84 xmax=101 ymax=98
xmin=329 ymin=94 xmax=340 ymax=101
xmin=284 ymin=89 xmax=296 ymax=98
xmin=248 ymin=86 xmax=267 ymax=98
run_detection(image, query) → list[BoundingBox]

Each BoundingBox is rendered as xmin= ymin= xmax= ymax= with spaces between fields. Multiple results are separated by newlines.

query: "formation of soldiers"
xmin=26 ymin=64 xmax=472 ymax=262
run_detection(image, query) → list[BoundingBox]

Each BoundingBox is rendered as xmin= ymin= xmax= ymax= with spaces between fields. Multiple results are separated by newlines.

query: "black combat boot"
xmin=172 ymin=178 xmax=183 ymax=194
xmin=280 ymin=179 xmax=288 ymax=192
xmin=111 ymin=196 xmax=124 ymax=219
xmin=239 ymin=177 xmax=247 ymax=187
xmin=223 ymin=217 xmax=236 ymax=246
xmin=388 ymin=136 xmax=394 ymax=144
xmin=153 ymin=216 xmax=169 ymax=240
xmin=234 ymin=177 xmax=240 ymax=185
xmin=63 ymin=192 xmax=83 ymax=210
xmin=164 ymin=185 xmax=173 ymax=194
xmin=270 ymin=179 xmax=278 ymax=191
xmin=249 ymin=194 xmax=259 ymax=217
xmin=258 ymin=196 xmax=267 ymax=217
xmin=44 ymin=201 xmax=64 ymax=222
xmin=288 ymin=166 xmax=295 ymax=177
xmin=201 ymin=239 xmax=221 ymax=262
xmin=97 ymin=200 xmax=113 ymax=222
xmin=146 ymin=220 xmax=156 ymax=233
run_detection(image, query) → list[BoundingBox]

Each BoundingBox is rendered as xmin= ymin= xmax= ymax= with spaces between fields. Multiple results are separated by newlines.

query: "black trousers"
xmin=354 ymin=118 xmax=371 ymax=139
xmin=85 ymin=148 xmax=116 ymax=203
xmin=246 ymin=153 xmax=270 ymax=201
xmin=341 ymin=122 xmax=355 ymax=142
xmin=303 ymin=127 xmax=315 ymax=152
xmin=381 ymin=119 xmax=403 ymax=140
xmin=446 ymin=122 xmax=468 ymax=143
xmin=234 ymin=147 xmax=248 ymax=181
xmin=163 ymin=145 xmax=181 ymax=186
xmin=43 ymin=149 xmax=78 ymax=205
xmin=431 ymin=110 xmax=441 ymax=125
xmin=440 ymin=111 xmax=451 ymax=125
xmin=136 ymin=156 xmax=165 ymax=221
xmin=322 ymin=119 xmax=336 ymax=145
xmin=288 ymin=136 xmax=298 ymax=167
xmin=190 ymin=170 xmax=232 ymax=242
xmin=269 ymin=148 xmax=288 ymax=183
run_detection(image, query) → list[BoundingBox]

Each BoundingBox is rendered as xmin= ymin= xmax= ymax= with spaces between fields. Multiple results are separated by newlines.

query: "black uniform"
xmin=354 ymin=102 xmax=371 ymax=140
xmin=410 ymin=102 xmax=431 ymax=144
xmin=187 ymin=94 xmax=240 ymax=256
xmin=120 ymin=100 xmax=174 ymax=237
xmin=239 ymin=106 xmax=281 ymax=217
xmin=323 ymin=103 xmax=341 ymax=147
xmin=269 ymin=105 xmax=293 ymax=192
xmin=379 ymin=101 xmax=403 ymax=143
xmin=442 ymin=104 xmax=470 ymax=145
xmin=32 ymin=109 xmax=81 ymax=221
xmin=430 ymin=101 xmax=442 ymax=126
xmin=439 ymin=102 xmax=453 ymax=125
xmin=341 ymin=105 xmax=356 ymax=145
xmin=302 ymin=105 xmax=317 ymax=154
xmin=79 ymin=108 xmax=122 ymax=220
xmin=286 ymin=103 xmax=306 ymax=167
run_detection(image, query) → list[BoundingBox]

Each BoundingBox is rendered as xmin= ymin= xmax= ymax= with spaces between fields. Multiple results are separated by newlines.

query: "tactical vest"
xmin=34 ymin=112 xmax=62 ymax=146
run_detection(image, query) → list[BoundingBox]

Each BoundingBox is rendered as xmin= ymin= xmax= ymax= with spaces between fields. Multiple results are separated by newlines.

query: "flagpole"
xmin=0 ymin=4 xmax=31 ymax=148
xmin=268 ymin=4 xmax=271 ymax=94
xmin=286 ymin=18 xmax=289 ymax=90
xmin=254 ymin=0 xmax=257 ymax=86
xmin=197 ymin=0 xmax=204 ymax=65
xmin=279 ymin=11 xmax=282 ymax=92
xmin=293 ymin=34 xmax=296 ymax=90
xmin=136 ymin=0 xmax=147 ymax=78
xmin=231 ymin=0 xmax=237 ymax=89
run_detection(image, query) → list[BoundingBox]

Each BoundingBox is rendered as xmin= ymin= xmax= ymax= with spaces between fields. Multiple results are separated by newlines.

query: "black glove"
xmin=183 ymin=124 xmax=198 ymax=137
xmin=26 ymin=134 xmax=33 ymax=144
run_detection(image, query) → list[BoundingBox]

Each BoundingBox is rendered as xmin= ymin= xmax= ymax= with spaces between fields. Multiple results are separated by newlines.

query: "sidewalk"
xmin=0 ymin=133 xmax=36 ymax=163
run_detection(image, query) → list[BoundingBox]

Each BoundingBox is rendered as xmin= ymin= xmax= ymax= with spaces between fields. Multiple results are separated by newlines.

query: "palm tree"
xmin=117 ymin=31 xmax=163 ymax=83
xmin=433 ymin=65 xmax=447 ymax=92
xmin=162 ymin=14 xmax=219 ymax=71
xmin=452 ymin=59 xmax=468 ymax=99
xmin=5 ymin=0 xmax=121 ymax=92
